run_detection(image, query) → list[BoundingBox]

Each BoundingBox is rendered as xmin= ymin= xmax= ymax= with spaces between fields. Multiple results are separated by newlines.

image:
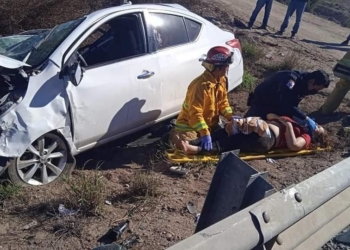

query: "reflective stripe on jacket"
xmin=334 ymin=50 xmax=350 ymax=81
xmin=175 ymin=70 xmax=233 ymax=137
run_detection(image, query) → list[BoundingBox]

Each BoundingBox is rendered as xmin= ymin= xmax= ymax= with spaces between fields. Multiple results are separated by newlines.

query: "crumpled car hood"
xmin=0 ymin=54 xmax=31 ymax=69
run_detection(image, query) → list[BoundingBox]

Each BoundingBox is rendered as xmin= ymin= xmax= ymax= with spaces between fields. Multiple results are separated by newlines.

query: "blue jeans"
xmin=248 ymin=0 xmax=274 ymax=27
xmin=280 ymin=0 xmax=307 ymax=35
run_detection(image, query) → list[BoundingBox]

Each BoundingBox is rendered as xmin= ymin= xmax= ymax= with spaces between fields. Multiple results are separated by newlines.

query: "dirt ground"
xmin=1 ymin=1 xmax=350 ymax=250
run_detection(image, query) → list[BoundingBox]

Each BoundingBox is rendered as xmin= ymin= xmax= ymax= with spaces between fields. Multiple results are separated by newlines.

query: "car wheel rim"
xmin=16 ymin=134 xmax=68 ymax=186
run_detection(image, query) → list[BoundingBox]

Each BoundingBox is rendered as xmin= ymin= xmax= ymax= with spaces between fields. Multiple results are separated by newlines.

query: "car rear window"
xmin=185 ymin=18 xmax=201 ymax=42
xmin=148 ymin=13 xmax=189 ymax=50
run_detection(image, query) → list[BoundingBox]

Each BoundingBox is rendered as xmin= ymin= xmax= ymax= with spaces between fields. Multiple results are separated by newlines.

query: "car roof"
xmin=83 ymin=3 xmax=202 ymax=24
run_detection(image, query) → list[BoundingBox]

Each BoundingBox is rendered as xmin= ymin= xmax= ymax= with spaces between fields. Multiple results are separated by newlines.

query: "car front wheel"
xmin=7 ymin=133 xmax=75 ymax=186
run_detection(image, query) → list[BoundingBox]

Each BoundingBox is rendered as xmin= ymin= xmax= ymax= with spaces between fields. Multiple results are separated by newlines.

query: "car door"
xmin=64 ymin=12 xmax=161 ymax=150
xmin=145 ymin=11 xmax=207 ymax=117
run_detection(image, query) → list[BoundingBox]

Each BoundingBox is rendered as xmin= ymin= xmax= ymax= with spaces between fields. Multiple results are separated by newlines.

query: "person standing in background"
xmin=247 ymin=0 xmax=274 ymax=30
xmin=276 ymin=0 xmax=308 ymax=39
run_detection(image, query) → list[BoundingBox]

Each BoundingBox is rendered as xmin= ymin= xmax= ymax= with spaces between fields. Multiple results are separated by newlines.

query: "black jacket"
xmin=252 ymin=70 xmax=314 ymax=120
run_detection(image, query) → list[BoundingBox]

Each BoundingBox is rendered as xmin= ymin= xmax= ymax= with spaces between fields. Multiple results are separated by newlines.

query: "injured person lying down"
xmin=175 ymin=113 xmax=327 ymax=155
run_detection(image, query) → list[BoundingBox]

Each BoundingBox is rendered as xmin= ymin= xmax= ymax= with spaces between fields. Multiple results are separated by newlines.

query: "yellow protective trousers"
xmin=321 ymin=78 xmax=350 ymax=115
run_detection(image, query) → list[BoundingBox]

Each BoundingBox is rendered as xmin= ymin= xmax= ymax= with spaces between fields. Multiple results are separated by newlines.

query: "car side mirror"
xmin=69 ymin=61 xmax=84 ymax=87
xmin=61 ymin=51 xmax=84 ymax=86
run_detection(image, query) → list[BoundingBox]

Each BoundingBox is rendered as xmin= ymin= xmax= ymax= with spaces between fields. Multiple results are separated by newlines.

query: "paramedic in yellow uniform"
xmin=171 ymin=46 xmax=235 ymax=152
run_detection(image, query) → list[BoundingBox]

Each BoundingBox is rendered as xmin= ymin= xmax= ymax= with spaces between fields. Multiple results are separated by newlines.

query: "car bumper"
xmin=228 ymin=56 xmax=244 ymax=92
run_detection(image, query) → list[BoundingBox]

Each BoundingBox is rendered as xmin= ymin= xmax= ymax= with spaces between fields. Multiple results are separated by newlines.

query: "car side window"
xmin=184 ymin=18 xmax=201 ymax=42
xmin=77 ymin=13 xmax=146 ymax=68
xmin=148 ymin=12 xmax=189 ymax=50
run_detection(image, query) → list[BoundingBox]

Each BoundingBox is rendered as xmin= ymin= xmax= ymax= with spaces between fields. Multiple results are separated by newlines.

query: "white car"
xmin=0 ymin=2 xmax=243 ymax=186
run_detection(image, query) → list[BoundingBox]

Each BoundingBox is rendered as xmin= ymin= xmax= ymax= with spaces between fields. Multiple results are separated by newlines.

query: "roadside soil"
xmin=1 ymin=1 xmax=350 ymax=250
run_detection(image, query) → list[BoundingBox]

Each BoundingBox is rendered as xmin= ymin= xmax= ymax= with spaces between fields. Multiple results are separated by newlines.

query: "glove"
xmin=306 ymin=117 xmax=317 ymax=134
xmin=200 ymin=135 xmax=213 ymax=151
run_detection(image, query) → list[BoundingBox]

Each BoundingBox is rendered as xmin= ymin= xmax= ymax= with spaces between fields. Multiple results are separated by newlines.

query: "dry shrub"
xmin=241 ymin=41 xmax=265 ymax=67
xmin=264 ymin=52 xmax=309 ymax=73
xmin=129 ymin=171 xmax=161 ymax=198
xmin=239 ymin=70 xmax=256 ymax=91
xmin=0 ymin=0 xmax=204 ymax=36
xmin=64 ymin=171 xmax=106 ymax=216
xmin=52 ymin=217 xmax=83 ymax=240
xmin=0 ymin=0 xmax=121 ymax=35
xmin=0 ymin=181 xmax=22 ymax=201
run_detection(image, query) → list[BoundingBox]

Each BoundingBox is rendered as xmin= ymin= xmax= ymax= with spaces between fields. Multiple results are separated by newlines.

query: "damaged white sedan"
xmin=0 ymin=2 xmax=243 ymax=186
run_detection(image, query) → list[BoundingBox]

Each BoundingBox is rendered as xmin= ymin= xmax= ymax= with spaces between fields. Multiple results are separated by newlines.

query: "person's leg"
xmin=262 ymin=0 xmax=273 ymax=28
xmin=279 ymin=2 xmax=296 ymax=33
xmin=320 ymin=78 xmax=350 ymax=115
xmin=217 ymin=132 xmax=275 ymax=153
xmin=248 ymin=0 xmax=267 ymax=28
xmin=180 ymin=141 xmax=202 ymax=155
xmin=291 ymin=1 xmax=307 ymax=37
xmin=184 ymin=128 xmax=276 ymax=155
xmin=184 ymin=129 xmax=226 ymax=155
xmin=169 ymin=129 xmax=198 ymax=149
xmin=341 ymin=34 xmax=350 ymax=45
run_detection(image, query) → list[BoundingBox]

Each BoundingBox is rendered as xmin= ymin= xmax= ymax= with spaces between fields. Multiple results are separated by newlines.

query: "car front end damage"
xmin=0 ymin=56 xmax=76 ymax=182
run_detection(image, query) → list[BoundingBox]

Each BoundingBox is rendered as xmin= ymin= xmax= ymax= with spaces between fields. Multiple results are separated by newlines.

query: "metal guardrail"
xmin=167 ymin=153 xmax=350 ymax=250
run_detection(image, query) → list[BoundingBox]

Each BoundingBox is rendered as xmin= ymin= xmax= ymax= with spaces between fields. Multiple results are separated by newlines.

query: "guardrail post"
xmin=195 ymin=150 xmax=275 ymax=233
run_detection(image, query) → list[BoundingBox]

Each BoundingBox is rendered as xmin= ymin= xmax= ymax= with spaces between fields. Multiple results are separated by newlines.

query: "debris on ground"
xmin=194 ymin=214 xmax=201 ymax=225
xmin=98 ymin=220 xmax=129 ymax=245
xmin=122 ymin=235 xmax=140 ymax=248
xmin=58 ymin=204 xmax=78 ymax=216
xmin=92 ymin=243 xmax=127 ymax=250
xmin=166 ymin=232 xmax=173 ymax=241
xmin=169 ymin=166 xmax=189 ymax=175
xmin=186 ymin=202 xmax=201 ymax=225
xmin=23 ymin=220 xmax=38 ymax=230
xmin=186 ymin=201 xmax=197 ymax=214
xmin=266 ymin=158 xmax=277 ymax=164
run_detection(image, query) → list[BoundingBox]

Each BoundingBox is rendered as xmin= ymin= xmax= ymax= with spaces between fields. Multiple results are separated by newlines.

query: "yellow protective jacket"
xmin=175 ymin=70 xmax=233 ymax=137
xmin=334 ymin=50 xmax=350 ymax=81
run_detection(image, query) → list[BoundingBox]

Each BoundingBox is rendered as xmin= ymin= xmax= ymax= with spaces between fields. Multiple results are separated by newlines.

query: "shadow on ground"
xmin=301 ymin=39 xmax=349 ymax=52
xmin=309 ymin=110 xmax=349 ymax=125
xmin=75 ymin=119 xmax=175 ymax=171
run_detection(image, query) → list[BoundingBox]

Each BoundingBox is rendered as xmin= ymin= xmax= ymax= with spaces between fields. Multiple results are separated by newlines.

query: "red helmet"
xmin=204 ymin=46 xmax=234 ymax=65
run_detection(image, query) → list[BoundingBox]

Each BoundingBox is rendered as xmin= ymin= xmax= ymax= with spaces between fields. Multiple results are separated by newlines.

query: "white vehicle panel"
xmin=0 ymin=3 xmax=244 ymax=160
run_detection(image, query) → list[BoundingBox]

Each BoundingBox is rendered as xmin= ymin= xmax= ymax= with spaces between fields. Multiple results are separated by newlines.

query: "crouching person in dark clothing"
xmin=176 ymin=114 xmax=327 ymax=155
xmin=244 ymin=70 xmax=330 ymax=135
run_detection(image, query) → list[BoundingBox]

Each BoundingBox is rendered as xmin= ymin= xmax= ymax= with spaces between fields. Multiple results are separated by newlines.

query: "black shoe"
xmin=341 ymin=40 xmax=349 ymax=45
xmin=247 ymin=24 xmax=253 ymax=29
xmin=275 ymin=30 xmax=283 ymax=35
xmin=290 ymin=33 xmax=296 ymax=39
xmin=258 ymin=25 xmax=268 ymax=30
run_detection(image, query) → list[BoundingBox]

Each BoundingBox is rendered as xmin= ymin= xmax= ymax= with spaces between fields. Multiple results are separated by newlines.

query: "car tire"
xmin=7 ymin=132 xmax=75 ymax=187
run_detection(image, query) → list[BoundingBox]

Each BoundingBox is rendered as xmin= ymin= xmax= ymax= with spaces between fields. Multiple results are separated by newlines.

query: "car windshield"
xmin=0 ymin=35 xmax=33 ymax=54
xmin=0 ymin=17 xmax=85 ymax=67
